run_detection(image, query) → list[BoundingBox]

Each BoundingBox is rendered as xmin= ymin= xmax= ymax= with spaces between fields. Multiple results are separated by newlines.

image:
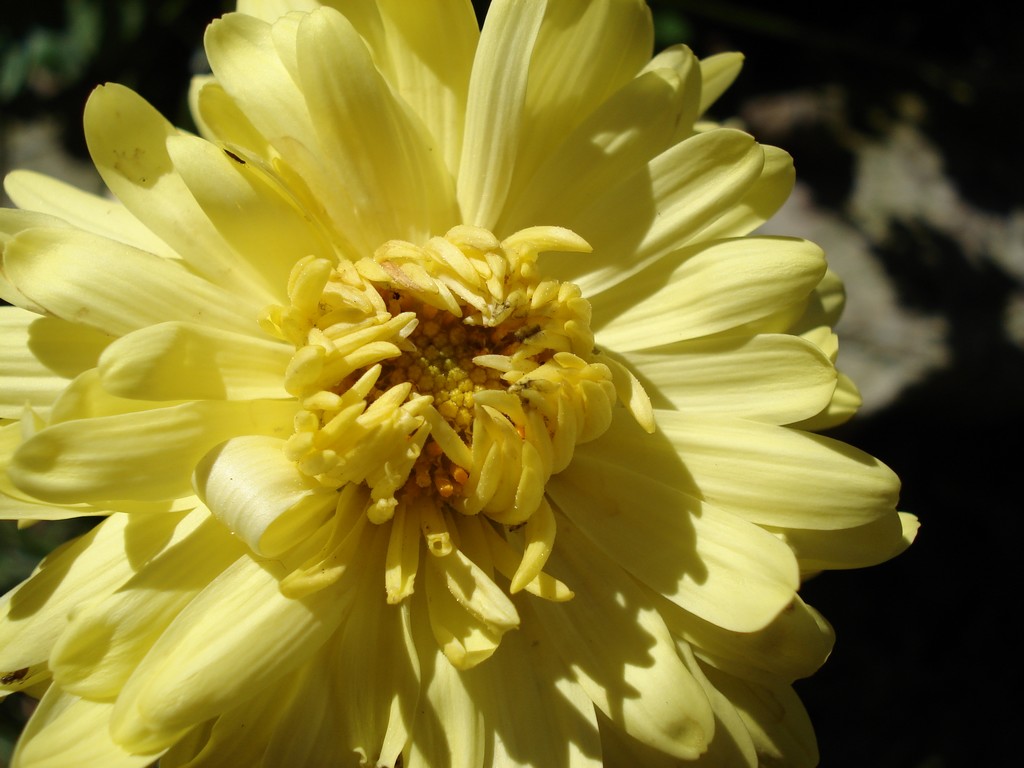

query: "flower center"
xmin=262 ymin=226 xmax=617 ymax=537
xmin=368 ymin=294 xmax=508 ymax=501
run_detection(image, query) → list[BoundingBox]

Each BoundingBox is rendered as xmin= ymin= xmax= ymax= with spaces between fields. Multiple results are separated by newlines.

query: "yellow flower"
xmin=0 ymin=1 xmax=917 ymax=766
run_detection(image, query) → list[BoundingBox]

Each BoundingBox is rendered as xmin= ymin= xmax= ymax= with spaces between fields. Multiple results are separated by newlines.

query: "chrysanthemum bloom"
xmin=0 ymin=1 xmax=917 ymax=766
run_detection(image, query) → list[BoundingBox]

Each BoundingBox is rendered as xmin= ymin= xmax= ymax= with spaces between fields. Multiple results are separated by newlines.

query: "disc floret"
xmin=260 ymin=225 xmax=642 ymax=607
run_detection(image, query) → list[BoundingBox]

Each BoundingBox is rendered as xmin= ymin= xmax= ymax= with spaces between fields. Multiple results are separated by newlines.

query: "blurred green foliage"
xmin=1 ymin=0 xmax=105 ymax=103
xmin=1 ymin=0 xmax=230 ymax=146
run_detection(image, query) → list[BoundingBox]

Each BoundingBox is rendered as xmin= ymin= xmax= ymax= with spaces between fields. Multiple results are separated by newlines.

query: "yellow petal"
xmin=109 ymin=549 xmax=358 ymax=753
xmin=662 ymin=593 xmax=834 ymax=685
xmin=0 ymin=307 xmax=111 ymax=419
xmin=10 ymin=398 xmax=297 ymax=503
xmin=424 ymin=545 xmax=520 ymax=669
xmin=0 ymin=511 xmax=198 ymax=671
xmin=293 ymin=7 xmax=458 ymax=245
xmin=98 ymin=321 xmax=292 ymax=402
xmin=593 ymin=237 xmax=826 ymax=349
xmin=503 ymin=0 xmax=654 ymax=213
xmin=12 ymin=686 xmax=165 ymax=768
xmin=773 ymin=511 xmax=919 ymax=572
xmin=4 ymin=169 xmax=176 ymax=258
xmin=698 ymin=51 xmax=744 ymax=116
xmin=320 ymin=527 xmax=419 ymax=767
xmin=659 ymin=411 xmax=901 ymax=530
xmin=165 ymin=133 xmax=332 ymax=303
xmin=50 ymin=512 xmax=246 ymax=699
xmin=502 ymin=64 xmax=693 ymax=244
xmin=407 ymin=591 xmax=486 ymax=768
xmin=236 ymin=0 xmax=318 ymax=22
xmin=695 ymin=143 xmax=796 ymax=241
xmin=341 ymin=0 xmax=478 ymax=180
xmin=551 ymin=447 xmax=799 ymax=633
xmin=789 ymin=369 xmax=862 ymax=430
xmin=556 ymin=128 xmax=765 ymax=296
xmin=83 ymin=83 xmax=279 ymax=303
xmin=674 ymin=642 xmax=758 ymax=768
xmin=194 ymin=435 xmax=337 ymax=557
xmin=457 ymin=0 xmax=546 ymax=228
xmin=702 ymin=667 xmax=819 ymax=767
xmin=3 ymin=227 xmax=259 ymax=338
xmin=188 ymin=76 xmax=272 ymax=154
xmin=464 ymin=609 xmax=603 ymax=768
xmin=640 ymin=44 xmax=703 ymax=141
xmin=529 ymin=517 xmax=714 ymax=760
xmin=205 ymin=12 xmax=312 ymax=139
xmin=621 ymin=333 xmax=837 ymax=425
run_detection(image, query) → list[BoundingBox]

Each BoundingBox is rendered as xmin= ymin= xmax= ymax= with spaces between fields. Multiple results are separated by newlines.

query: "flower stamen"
xmin=262 ymin=225 xmax=636 ymax=602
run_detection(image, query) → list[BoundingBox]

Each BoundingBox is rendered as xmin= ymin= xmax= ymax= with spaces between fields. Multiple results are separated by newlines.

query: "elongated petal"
xmin=314 ymin=526 xmax=419 ymax=767
xmin=695 ymin=144 xmax=796 ymax=240
xmin=98 ymin=321 xmax=291 ymax=402
xmin=592 ymin=237 xmax=826 ymax=349
xmin=84 ymin=84 xmax=285 ymax=303
xmin=698 ymin=52 xmax=744 ymax=116
xmin=457 ymin=0 xmax=546 ymax=227
xmin=639 ymin=45 xmax=703 ymax=141
xmin=0 ymin=307 xmax=111 ymax=418
xmin=407 ymin=591 xmax=486 ymax=768
xmin=340 ymin=0 xmax=478 ymax=179
xmin=500 ymin=64 xmax=695 ymax=233
xmin=529 ymin=516 xmax=714 ymax=760
xmin=773 ymin=511 xmax=919 ymax=572
xmin=188 ymin=77 xmax=272 ymax=153
xmin=0 ymin=511 xmax=198 ymax=671
xmin=0 ymin=210 xmax=67 ymax=312
xmin=551 ymin=432 xmax=799 ymax=632
xmin=256 ymin=652 xmax=346 ymax=767
xmin=661 ymin=593 xmax=834 ymax=685
xmin=424 ymin=545 xmax=520 ymax=670
xmin=10 ymin=399 xmax=297 ymax=503
xmin=702 ymin=667 xmax=819 ymax=767
xmin=12 ymin=687 xmax=165 ymax=768
xmin=236 ymin=0 xmax=318 ymax=21
xmin=165 ymin=133 xmax=331 ymax=302
xmin=294 ymin=8 xmax=459 ymax=246
xmin=4 ymin=170 xmax=176 ymax=258
xmin=659 ymin=411 xmax=901 ymax=530
xmin=0 ymin=493 xmax=108 ymax=521
xmin=791 ymin=369 xmax=861 ymax=430
xmin=0 ymin=421 xmax=196 ymax=520
xmin=463 ymin=608 xmax=603 ymax=768
xmin=159 ymin=675 xmax=297 ymax=766
xmin=205 ymin=13 xmax=317 ymax=153
xmin=193 ymin=435 xmax=336 ymax=557
xmin=621 ymin=333 xmax=837 ymax=424
xmin=553 ymin=128 xmax=765 ymax=296
xmin=3 ymin=228 xmax=258 ymax=338
xmin=502 ymin=0 xmax=653 ymax=214
xmin=50 ymin=514 xmax=247 ymax=699
xmin=675 ymin=643 xmax=758 ymax=768
xmin=595 ymin=709 xmax=695 ymax=768
xmin=109 ymin=547 xmax=362 ymax=753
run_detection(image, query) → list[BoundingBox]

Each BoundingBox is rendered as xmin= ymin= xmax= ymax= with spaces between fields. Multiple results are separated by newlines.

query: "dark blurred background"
xmin=2 ymin=1 xmax=1021 ymax=766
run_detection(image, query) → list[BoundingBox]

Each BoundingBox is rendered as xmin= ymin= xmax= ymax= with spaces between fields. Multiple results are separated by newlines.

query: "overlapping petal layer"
xmin=0 ymin=1 xmax=914 ymax=766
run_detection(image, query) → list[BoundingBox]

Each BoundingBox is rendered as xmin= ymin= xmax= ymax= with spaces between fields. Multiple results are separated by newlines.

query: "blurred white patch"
xmin=850 ymin=122 xmax=1024 ymax=353
xmin=1 ymin=118 xmax=103 ymax=207
xmin=1004 ymin=293 xmax=1024 ymax=349
xmin=850 ymin=123 xmax=1024 ymax=282
xmin=759 ymin=183 xmax=949 ymax=414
